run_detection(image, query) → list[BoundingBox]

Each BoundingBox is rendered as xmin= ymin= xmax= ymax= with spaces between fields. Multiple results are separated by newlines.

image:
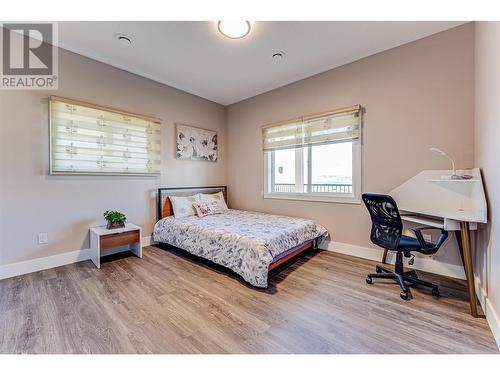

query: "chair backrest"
xmin=362 ymin=193 xmax=403 ymax=250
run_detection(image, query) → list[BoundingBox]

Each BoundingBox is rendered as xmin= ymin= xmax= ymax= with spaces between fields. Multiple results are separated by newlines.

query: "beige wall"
xmin=226 ymin=23 xmax=475 ymax=268
xmin=474 ymin=22 xmax=500 ymax=328
xmin=0 ymin=48 xmax=226 ymax=265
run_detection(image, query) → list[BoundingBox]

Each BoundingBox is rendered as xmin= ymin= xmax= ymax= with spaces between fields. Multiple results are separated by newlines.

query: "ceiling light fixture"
xmin=217 ymin=21 xmax=251 ymax=39
xmin=115 ymin=34 xmax=132 ymax=46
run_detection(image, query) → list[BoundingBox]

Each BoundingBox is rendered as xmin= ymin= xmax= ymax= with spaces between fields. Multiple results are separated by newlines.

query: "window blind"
xmin=50 ymin=97 xmax=161 ymax=175
xmin=262 ymin=105 xmax=361 ymax=151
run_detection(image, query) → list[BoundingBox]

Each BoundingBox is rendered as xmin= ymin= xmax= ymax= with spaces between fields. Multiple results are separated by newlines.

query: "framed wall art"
xmin=175 ymin=123 xmax=218 ymax=162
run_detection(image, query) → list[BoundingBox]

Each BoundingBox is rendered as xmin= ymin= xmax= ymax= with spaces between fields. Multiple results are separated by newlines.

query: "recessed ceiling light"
xmin=115 ymin=34 xmax=132 ymax=46
xmin=272 ymin=51 xmax=285 ymax=62
xmin=217 ymin=21 xmax=251 ymax=39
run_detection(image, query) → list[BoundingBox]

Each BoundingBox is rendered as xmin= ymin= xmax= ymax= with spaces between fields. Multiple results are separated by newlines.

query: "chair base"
xmin=366 ymin=264 xmax=440 ymax=301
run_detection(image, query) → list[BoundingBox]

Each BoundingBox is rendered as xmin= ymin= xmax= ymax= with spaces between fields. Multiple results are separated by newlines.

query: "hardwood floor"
xmin=0 ymin=245 xmax=498 ymax=354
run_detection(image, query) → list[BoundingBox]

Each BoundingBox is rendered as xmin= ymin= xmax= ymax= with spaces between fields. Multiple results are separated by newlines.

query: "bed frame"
xmin=156 ymin=186 xmax=318 ymax=275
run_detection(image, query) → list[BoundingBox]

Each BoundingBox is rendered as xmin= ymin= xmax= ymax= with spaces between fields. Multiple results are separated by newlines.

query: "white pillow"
xmin=199 ymin=191 xmax=228 ymax=211
xmin=169 ymin=194 xmax=201 ymax=218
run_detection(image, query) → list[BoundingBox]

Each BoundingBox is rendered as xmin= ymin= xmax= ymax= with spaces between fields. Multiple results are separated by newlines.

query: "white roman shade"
xmin=50 ymin=96 xmax=161 ymax=175
xmin=262 ymin=105 xmax=361 ymax=151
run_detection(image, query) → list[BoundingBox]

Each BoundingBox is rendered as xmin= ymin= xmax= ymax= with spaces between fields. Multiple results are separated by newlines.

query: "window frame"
xmin=263 ymin=141 xmax=362 ymax=204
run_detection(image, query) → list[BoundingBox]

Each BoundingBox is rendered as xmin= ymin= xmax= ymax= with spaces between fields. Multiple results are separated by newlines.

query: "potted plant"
xmin=103 ymin=210 xmax=126 ymax=229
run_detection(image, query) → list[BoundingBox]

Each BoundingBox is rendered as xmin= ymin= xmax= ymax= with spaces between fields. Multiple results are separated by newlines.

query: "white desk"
xmin=89 ymin=223 xmax=142 ymax=268
xmin=390 ymin=168 xmax=487 ymax=317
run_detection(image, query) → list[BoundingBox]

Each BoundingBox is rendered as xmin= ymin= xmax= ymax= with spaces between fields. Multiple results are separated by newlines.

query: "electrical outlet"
xmin=38 ymin=232 xmax=48 ymax=244
xmin=423 ymin=234 xmax=432 ymax=243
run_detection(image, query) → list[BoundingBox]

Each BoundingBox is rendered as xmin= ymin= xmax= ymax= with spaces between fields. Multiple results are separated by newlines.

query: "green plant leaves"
xmin=103 ymin=210 xmax=127 ymax=223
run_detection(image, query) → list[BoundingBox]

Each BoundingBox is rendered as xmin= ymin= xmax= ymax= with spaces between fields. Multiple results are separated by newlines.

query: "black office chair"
xmin=362 ymin=193 xmax=449 ymax=300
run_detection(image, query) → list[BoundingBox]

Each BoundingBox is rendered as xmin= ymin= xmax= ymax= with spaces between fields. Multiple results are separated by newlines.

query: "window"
xmin=49 ymin=97 xmax=161 ymax=175
xmin=263 ymin=105 xmax=362 ymax=203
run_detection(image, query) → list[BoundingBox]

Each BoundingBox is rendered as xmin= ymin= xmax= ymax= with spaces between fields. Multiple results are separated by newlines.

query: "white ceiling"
xmin=59 ymin=21 xmax=466 ymax=105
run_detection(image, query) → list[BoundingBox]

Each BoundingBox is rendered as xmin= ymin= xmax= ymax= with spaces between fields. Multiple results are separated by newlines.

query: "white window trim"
xmin=263 ymin=141 xmax=362 ymax=204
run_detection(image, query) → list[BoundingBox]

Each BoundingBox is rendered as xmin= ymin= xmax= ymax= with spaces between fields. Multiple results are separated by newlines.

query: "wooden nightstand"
xmin=89 ymin=223 xmax=142 ymax=268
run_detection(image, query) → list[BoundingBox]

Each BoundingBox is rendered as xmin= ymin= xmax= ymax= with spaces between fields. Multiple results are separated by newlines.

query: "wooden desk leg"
xmin=382 ymin=249 xmax=388 ymax=264
xmin=455 ymin=231 xmax=465 ymax=267
xmin=459 ymin=222 xmax=478 ymax=318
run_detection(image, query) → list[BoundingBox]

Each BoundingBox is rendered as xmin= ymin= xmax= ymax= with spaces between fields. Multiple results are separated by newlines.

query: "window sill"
xmin=263 ymin=192 xmax=361 ymax=204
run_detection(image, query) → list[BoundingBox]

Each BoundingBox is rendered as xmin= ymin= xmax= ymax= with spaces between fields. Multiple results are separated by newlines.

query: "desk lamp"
xmin=429 ymin=147 xmax=460 ymax=179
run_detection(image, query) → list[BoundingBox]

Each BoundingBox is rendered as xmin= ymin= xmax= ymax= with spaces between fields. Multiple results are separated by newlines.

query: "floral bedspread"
xmin=153 ymin=209 xmax=328 ymax=287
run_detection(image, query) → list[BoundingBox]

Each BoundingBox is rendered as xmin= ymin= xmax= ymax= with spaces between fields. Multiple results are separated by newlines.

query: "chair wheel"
xmin=432 ymin=288 xmax=440 ymax=297
xmin=366 ymin=277 xmax=373 ymax=284
xmin=400 ymin=290 xmax=412 ymax=300
xmin=375 ymin=266 xmax=382 ymax=273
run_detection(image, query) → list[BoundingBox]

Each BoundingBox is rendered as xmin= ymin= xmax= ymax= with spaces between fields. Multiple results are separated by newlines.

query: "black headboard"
xmin=157 ymin=185 xmax=227 ymax=222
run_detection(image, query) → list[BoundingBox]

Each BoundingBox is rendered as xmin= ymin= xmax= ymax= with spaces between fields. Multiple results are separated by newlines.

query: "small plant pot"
xmin=107 ymin=220 xmax=125 ymax=230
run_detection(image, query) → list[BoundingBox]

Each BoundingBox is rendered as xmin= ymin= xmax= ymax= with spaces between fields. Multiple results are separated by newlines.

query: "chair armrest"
xmin=434 ymin=230 xmax=449 ymax=249
xmin=410 ymin=226 xmax=449 ymax=252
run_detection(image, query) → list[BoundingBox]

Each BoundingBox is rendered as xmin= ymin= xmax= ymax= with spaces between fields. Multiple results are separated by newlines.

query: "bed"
xmin=153 ymin=186 xmax=328 ymax=287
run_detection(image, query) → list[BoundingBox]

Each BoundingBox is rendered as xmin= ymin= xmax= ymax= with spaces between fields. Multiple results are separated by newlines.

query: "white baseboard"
xmin=142 ymin=236 xmax=156 ymax=246
xmin=0 ymin=248 xmax=94 ymax=280
xmin=484 ymin=297 xmax=500 ymax=349
xmin=475 ymin=275 xmax=500 ymax=350
xmin=0 ymin=236 xmax=152 ymax=281
xmin=320 ymin=240 xmax=466 ymax=280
